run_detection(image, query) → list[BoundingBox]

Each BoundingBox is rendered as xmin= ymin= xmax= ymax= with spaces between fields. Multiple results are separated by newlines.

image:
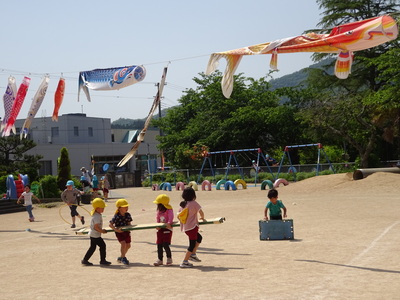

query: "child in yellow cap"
xmin=109 ymin=199 xmax=133 ymax=265
xmin=82 ymin=198 xmax=111 ymax=266
xmin=153 ymin=194 xmax=174 ymax=266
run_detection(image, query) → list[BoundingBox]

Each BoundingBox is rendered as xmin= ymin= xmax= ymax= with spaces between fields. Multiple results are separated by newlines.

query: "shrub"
xmin=0 ymin=175 xmax=8 ymax=195
xmin=39 ymin=175 xmax=61 ymax=198
xmin=57 ymin=147 xmax=72 ymax=191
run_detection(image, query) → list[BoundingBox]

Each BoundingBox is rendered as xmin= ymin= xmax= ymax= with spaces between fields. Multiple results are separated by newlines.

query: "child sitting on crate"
xmin=264 ymin=189 xmax=287 ymax=220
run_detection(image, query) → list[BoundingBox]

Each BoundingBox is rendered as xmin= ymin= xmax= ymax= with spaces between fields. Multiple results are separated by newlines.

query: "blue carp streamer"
xmin=78 ymin=65 xmax=146 ymax=101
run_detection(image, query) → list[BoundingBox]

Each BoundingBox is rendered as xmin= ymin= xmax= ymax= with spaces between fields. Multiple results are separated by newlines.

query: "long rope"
xmin=58 ymin=204 xmax=91 ymax=225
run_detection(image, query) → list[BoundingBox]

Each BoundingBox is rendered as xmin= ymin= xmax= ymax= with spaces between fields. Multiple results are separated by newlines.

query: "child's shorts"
xmin=156 ymin=228 xmax=172 ymax=244
xmin=115 ymin=231 xmax=131 ymax=243
xmin=185 ymin=226 xmax=199 ymax=240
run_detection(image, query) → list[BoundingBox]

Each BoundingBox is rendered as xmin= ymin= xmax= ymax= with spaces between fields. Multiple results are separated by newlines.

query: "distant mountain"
xmin=269 ymin=58 xmax=334 ymax=89
xmin=111 ymin=109 xmax=170 ymax=129
xmin=269 ymin=69 xmax=308 ymax=89
xmin=112 ymin=118 xmax=145 ymax=129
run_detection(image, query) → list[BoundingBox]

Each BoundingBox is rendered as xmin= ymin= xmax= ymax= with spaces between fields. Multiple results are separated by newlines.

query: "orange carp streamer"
xmin=52 ymin=77 xmax=65 ymax=121
xmin=206 ymin=15 xmax=398 ymax=98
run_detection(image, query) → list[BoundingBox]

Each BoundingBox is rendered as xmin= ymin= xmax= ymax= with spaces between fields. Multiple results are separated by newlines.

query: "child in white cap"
xmin=153 ymin=194 xmax=174 ymax=266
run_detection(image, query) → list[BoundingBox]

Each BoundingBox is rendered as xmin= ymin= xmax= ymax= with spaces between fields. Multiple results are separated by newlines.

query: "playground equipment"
xmin=176 ymin=181 xmax=185 ymax=190
xmin=353 ymin=167 xmax=400 ymax=180
xmin=201 ymin=180 xmax=212 ymax=191
xmin=276 ymin=143 xmax=335 ymax=181
xmin=159 ymin=182 xmax=172 ymax=191
xmin=197 ymin=148 xmax=276 ymax=185
xmin=6 ymin=174 xmax=29 ymax=199
xmin=224 ymin=180 xmax=237 ymax=190
xmin=188 ymin=181 xmax=198 ymax=191
xmin=234 ymin=179 xmax=247 ymax=189
xmin=261 ymin=180 xmax=274 ymax=190
xmin=273 ymin=178 xmax=289 ymax=188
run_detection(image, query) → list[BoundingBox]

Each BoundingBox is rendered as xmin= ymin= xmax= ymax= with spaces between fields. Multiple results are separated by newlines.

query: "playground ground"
xmin=0 ymin=172 xmax=399 ymax=299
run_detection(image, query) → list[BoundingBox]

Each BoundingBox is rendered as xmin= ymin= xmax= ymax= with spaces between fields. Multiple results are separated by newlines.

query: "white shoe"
xmin=180 ymin=261 xmax=193 ymax=268
xmin=189 ymin=254 xmax=201 ymax=262
xmin=153 ymin=259 xmax=163 ymax=266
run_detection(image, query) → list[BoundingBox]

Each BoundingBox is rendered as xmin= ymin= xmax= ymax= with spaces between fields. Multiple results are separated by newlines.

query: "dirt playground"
xmin=0 ymin=172 xmax=399 ymax=299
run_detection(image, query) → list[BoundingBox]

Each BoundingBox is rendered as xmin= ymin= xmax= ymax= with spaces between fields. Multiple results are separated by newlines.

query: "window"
xmin=74 ymin=126 xmax=79 ymax=136
xmin=51 ymin=127 xmax=59 ymax=137
xmin=88 ymin=127 xmax=93 ymax=137
xmin=39 ymin=161 xmax=52 ymax=176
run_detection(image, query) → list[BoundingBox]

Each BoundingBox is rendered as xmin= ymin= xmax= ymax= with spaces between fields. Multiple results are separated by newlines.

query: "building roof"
xmin=121 ymin=130 xmax=139 ymax=143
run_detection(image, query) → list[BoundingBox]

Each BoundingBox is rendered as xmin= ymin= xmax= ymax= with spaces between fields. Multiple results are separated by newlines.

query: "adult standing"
xmin=81 ymin=167 xmax=92 ymax=182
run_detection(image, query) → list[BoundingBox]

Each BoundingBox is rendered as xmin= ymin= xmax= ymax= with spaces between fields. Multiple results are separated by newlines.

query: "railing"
xmin=152 ymin=162 xmax=356 ymax=183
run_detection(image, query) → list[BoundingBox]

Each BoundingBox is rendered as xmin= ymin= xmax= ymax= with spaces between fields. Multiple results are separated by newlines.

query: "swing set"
xmin=197 ymin=148 xmax=276 ymax=184
xmin=276 ymin=143 xmax=336 ymax=180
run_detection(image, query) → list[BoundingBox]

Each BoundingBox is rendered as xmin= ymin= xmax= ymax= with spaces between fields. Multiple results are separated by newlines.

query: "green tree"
xmin=57 ymin=147 xmax=72 ymax=190
xmin=295 ymin=0 xmax=400 ymax=167
xmin=367 ymin=47 xmax=400 ymax=159
xmin=154 ymin=71 xmax=305 ymax=168
xmin=0 ymin=136 xmax=42 ymax=181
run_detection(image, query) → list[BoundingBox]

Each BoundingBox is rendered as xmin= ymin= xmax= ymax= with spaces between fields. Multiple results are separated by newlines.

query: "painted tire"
xmin=234 ymin=179 xmax=247 ymax=189
xmin=216 ymin=180 xmax=226 ymax=190
xmin=176 ymin=181 xmax=185 ymax=191
xmin=261 ymin=180 xmax=274 ymax=190
xmin=224 ymin=180 xmax=237 ymax=191
xmin=162 ymin=182 xmax=172 ymax=191
xmin=201 ymin=180 xmax=212 ymax=191
xmin=188 ymin=181 xmax=198 ymax=191
xmin=273 ymin=178 xmax=289 ymax=188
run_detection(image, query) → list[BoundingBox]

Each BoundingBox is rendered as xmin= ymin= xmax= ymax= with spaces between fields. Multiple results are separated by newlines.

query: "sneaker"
xmin=117 ymin=257 xmax=122 ymax=263
xmin=121 ymin=257 xmax=130 ymax=265
xmin=71 ymin=224 xmax=76 ymax=228
xmin=189 ymin=254 xmax=201 ymax=262
xmin=81 ymin=260 xmax=93 ymax=266
xmin=81 ymin=216 xmax=85 ymax=225
xmin=166 ymin=258 xmax=173 ymax=265
xmin=100 ymin=260 xmax=112 ymax=265
xmin=153 ymin=259 xmax=163 ymax=266
xmin=180 ymin=261 xmax=193 ymax=268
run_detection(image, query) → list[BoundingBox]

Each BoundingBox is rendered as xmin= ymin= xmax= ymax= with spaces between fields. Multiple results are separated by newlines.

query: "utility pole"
xmin=156 ymin=82 xmax=163 ymax=138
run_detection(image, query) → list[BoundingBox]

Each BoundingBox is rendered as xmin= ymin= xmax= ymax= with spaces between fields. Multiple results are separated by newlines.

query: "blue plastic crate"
xmin=259 ymin=219 xmax=294 ymax=240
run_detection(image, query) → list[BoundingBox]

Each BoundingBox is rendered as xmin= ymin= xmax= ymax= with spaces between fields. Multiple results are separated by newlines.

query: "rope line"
xmin=58 ymin=203 xmax=91 ymax=225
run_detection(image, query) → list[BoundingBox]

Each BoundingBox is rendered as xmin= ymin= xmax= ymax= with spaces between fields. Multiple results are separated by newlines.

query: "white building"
xmin=14 ymin=113 xmax=160 ymax=188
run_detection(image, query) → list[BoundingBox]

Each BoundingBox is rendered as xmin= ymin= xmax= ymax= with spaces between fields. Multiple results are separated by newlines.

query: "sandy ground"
xmin=0 ymin=172 xmax=399 ymax=300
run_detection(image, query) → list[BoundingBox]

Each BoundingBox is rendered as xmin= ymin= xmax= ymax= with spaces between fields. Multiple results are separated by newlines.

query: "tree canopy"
xmin=154 ymin=0 xmax=400 ymax=169
xmin=0 ymin=136 xmax=42 ymax=181
xmin=296 ymin=0 xmax=400 ymax=167
xmin=154 ymin=71 xmax=306 ymax=168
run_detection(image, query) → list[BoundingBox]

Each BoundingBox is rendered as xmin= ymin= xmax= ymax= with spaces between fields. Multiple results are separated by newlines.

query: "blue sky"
xmin=0 ymin=0 xmax=321 ymax=122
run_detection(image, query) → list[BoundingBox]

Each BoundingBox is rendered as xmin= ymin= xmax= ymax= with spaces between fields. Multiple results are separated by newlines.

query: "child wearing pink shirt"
xmin=178 ymin=187 xmax=205 ymax=268
xmin=153 ymin=194 xmax=174 ymax=266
